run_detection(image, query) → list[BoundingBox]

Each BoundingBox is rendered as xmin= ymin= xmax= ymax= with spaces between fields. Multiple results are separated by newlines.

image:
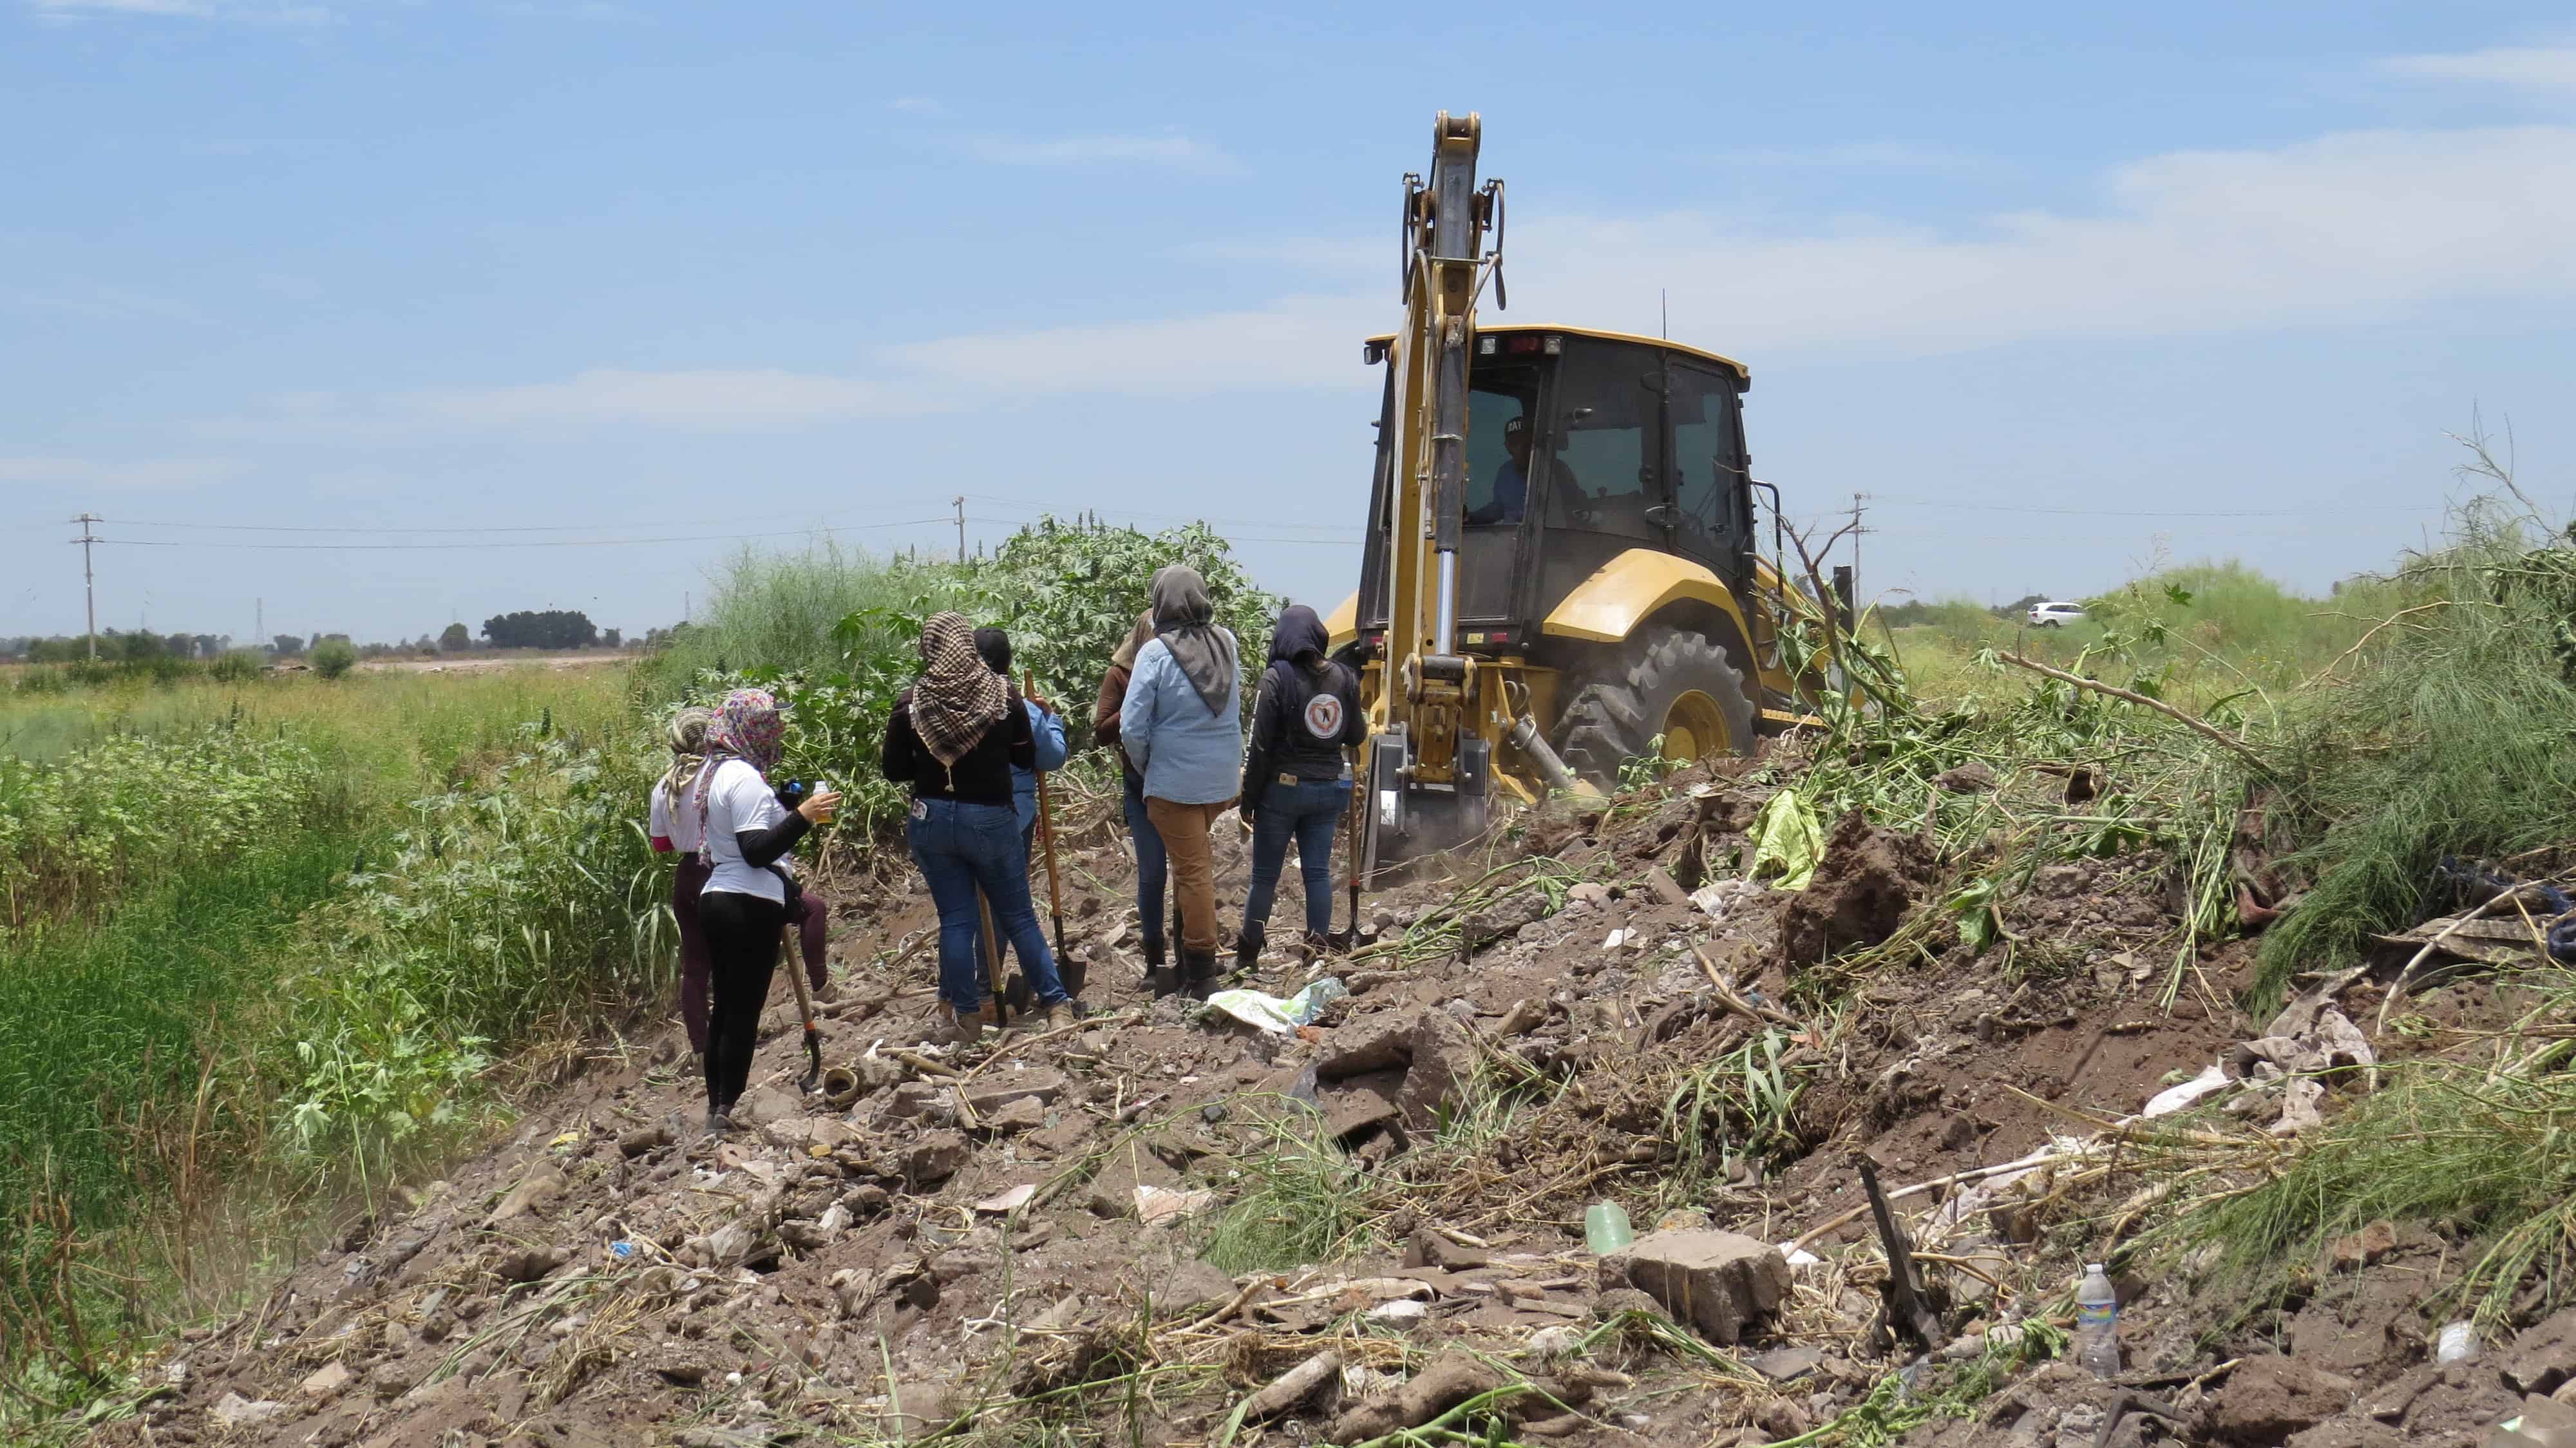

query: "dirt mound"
xmin=84 ymin=753 xmax=2539 ymax=1448
xmin=1777 ymin=807 xmax=1937 ymax=965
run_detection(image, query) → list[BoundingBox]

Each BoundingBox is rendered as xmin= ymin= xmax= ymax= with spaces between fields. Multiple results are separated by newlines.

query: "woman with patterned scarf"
xmin=645 ymin=707 xmax=717 ymax=1062
xmin=882 ymin=611 xmax=1077 ymax=1043
xmin=690 ymin=689 xmax=840 ymax=1134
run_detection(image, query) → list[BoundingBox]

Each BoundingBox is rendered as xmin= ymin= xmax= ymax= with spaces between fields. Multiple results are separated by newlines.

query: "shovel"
xmin=1338 ymin=757 xmax=1363 ymax=951
xmin=1027 ymin=671 xmax=1077 ymax=996
xmin=779 ymin=921 xmax=824 ymax=1093
xmin=976 ymin=886 xmax=1032 ymax=1024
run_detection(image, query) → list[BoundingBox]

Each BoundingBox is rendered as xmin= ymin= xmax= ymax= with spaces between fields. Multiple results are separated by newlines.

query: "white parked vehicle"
xmin=2027 ymin=601 xmax=2086 ymax=629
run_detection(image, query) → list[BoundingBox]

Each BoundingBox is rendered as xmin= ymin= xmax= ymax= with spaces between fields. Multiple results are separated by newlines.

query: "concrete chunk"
xmin=1606 ymin=1228 xmax=1789 ymax=1346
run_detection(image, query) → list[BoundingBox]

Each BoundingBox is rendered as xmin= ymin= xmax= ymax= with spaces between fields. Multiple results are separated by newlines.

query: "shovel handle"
xmin=781 ymin=922 xmax=823 ymax=1087
xmin=1027 ymin=670 xmax=1069 ymax=948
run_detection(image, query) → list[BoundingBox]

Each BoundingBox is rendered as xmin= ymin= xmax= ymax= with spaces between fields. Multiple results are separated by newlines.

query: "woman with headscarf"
xmin=883 ymin=611 xmax=1077 ymax=1042
xmin=1235 ymin=604 xmax=1365 ymax=968
xmin=1092 ymin=611 xmax=1172 ymax=989
xmin=1118 ymin=566 xmax=1244 ymax=1000
xmin=691 ymin=689 xmax=840 ymax=1134
xmin=647 ymin=707 xmax=717 ymax=1062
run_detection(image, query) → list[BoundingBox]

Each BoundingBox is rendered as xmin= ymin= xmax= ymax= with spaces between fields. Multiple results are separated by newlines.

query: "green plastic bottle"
xmin=1584 ymin=1201 xmax=1633 ymax=1254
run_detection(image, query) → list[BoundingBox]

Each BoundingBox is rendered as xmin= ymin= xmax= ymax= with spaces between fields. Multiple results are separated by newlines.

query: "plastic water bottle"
xmin=1584 ymin=1201 xmax=1633 ymax=1255
xmin=2437 ymin=1321 xmax=2479 ymax=1364
xmin=2076 ymin=1263 xmax=2121 ymax=1377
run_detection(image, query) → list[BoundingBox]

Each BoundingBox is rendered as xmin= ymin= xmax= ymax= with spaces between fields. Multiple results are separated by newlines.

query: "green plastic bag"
xmin=1748 ymin=788 xmax=1824 ymax=891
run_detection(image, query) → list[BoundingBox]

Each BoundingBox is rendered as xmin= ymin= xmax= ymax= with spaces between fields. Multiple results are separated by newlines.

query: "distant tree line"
xmin=5 ymin=611 xmax=663 ymax=664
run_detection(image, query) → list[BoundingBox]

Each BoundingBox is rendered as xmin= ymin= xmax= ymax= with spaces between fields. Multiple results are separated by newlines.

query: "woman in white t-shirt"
xmin=689 ymin=689 xmax=839 ymax=1134
xmin=647 ymin=709 xmax=715 ymax=1062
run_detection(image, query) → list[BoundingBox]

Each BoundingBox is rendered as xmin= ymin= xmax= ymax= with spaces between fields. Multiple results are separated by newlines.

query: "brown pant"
xmin=1146 ymin=796 xmax=1235 ymax=955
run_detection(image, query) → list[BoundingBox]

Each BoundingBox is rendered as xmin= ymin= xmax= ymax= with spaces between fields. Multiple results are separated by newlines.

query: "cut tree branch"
xmin=1992 ymin=650 xmax=2270 ymax=775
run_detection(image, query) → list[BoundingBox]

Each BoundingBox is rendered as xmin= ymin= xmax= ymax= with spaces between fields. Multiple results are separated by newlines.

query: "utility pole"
xmin=954 ymin=496 xmax=967 ymax=563
xmin=70 ymin=513 xmax=100 ymax=660
xmin=1850 ymin=493 xmax=1869 ymax=586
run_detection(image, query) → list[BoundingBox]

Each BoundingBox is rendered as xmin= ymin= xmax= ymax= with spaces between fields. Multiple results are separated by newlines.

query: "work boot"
xmin=1144 ymin=937 xmax=1177 ymax=998
xmin=1045 ymin=1002 xmax=1077 ymax=1031
xmin=931 ymin=1001 xmax=985 ymax=1047
xmin=1300 ymin=930 xmax=1332 ymax=960
xmin=1233 ymin=926 xmax=1265 ymax=975
xmin=1179 ymin=946 xmax=1221 ymax=1002
xmin=704 ymin=1108 xmax=732 ymax=1138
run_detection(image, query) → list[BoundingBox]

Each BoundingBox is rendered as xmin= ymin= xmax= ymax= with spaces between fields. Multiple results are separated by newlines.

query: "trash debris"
xmin=2441 ymin=1320 xmax=2481 ymax=1364
xmin=1584 ymin=1200 xmax=1633 ymax=1255
xmin=2143 ymin=1063 xmax=2232 ymax=1118
xmin=1133 ymin=1185 xmax=1215 ymax=1225
xmin=1748 ymin=788 xmax=1824 ymax=891
xmin=1202 ymin=977 xmax=1349 ymax=1034
xmin=974 ymin=1184 xmax=1037 ymax=1215
xmin=2076 ymin=1262 xmax=2120 ymax=1377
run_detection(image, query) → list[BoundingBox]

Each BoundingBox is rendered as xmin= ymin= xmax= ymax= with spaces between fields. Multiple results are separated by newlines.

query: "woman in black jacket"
xmin=1235 ymin=604 xmax=1365 ymax=968
xmin=882 ymin=611 xmax=1075 ymax=1043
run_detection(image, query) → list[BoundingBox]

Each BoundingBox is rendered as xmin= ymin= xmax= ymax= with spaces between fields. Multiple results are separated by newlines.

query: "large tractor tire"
xmin=1556 ymin=629 xmax=1756 ymax=787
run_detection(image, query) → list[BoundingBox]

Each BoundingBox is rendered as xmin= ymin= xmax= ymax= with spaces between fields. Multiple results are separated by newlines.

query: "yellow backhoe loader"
xmin=1327 ymin=112 xmax=1848 ymax=873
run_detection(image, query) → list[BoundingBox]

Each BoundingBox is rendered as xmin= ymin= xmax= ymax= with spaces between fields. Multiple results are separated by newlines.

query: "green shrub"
xmin=0 ymin=726 xmax=339 ymax=926
xmin=310 ymin=640 xmax=358 ymax=680
xmin=657 ymin=517 xmax=1280 ymax=834
xmin=209 ymin=649 xmax=266 ymax=683
xmin=277 ymin=729 xmax=668 ymax=1164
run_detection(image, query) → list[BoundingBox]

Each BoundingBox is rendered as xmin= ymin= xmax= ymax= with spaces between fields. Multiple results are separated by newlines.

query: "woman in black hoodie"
xmin=1235 ymin=604 xmax=1367 ymax=967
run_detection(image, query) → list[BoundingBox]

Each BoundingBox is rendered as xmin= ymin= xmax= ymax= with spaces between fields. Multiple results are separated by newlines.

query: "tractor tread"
xmin=1553 ymin=629 xmax=1756 ymax=786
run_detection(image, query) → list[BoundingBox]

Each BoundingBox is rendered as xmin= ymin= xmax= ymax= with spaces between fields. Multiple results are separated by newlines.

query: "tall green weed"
xmin=656 ymin=517 xmax=1278 ymax=832
xmin=0 ymin=725 xmax=339 ymax=928
xmin=279 ymin=729 xmax=669 ymax=1164
xmin=2251 ymin=504 xmax=2576 ymax=1005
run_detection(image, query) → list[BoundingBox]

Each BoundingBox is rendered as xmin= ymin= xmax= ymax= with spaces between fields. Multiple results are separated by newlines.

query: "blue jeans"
xmin=1244 ymin=777 xmax=1347 ymax=938
xmin=1125 ymin=775 xmax=1168 ymax=947
xmin=907 ymin=797 xmax=1070 ymax=1011
xmin=981 ymin=821 xmax=1041 ymax=973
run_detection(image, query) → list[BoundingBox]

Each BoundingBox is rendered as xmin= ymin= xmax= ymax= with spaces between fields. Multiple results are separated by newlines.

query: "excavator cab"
xmin=1353 ymin=325 xmax=1758 ymax=677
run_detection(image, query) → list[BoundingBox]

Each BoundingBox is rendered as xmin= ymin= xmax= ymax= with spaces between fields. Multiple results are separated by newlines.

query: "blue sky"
xmin=7 ymin=1 xmax=2576 ymax=643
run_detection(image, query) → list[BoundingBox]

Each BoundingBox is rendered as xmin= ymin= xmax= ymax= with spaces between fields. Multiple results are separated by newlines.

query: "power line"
xmin=94 ymin=506 xmax=952 ymax=536
xmin=1868 ymin=496 xmax=2447 ymax=519
xmin=963 ymin=492 xmax=1358 ymax=536
xmin=88 ymin=518 xmax=955 ymax=552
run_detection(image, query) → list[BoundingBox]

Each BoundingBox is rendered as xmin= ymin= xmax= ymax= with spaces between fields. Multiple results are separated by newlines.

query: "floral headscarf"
xmin=694 ymin=688 xmax=784 ymax=863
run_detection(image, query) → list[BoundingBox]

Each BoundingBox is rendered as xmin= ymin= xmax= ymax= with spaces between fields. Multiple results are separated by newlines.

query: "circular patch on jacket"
xmin=1303 ymin=693 xmax=1344 ymax=739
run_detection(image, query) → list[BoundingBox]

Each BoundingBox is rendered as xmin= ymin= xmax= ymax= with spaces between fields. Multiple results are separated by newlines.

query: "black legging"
xmin=697 ymin=888 xmax=786 ymax=1114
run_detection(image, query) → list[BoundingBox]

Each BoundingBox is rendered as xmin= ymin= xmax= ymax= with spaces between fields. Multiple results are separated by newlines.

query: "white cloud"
xmin=28 ymin=0 xmax=213 ymax=12
xmin=365 ymin=369 xmax=916 ymax=432
xmin=0 ymin=456 xmax=243 ymax=488
xmin=26 ymin=0 xmax=337 ymax=22
xmin=966 ymin=133 xmax=1236 ymax=171
xmin=2385 ymin=46 xmax=2576 ymax=89
xmin=1508 ymin=125 xmax=2576 ymax=357
xmin=242 ymin=122 xmax=2576 ymax=435
xmin=5 ymin=285 xmax=205 ymax=323
xmin=886 ymin=294 xmax=1376 ymax=393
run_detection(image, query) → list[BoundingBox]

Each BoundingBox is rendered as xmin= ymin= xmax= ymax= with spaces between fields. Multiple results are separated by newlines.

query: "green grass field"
xmin=0 ymin=662 xmax=657 ymax=1420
